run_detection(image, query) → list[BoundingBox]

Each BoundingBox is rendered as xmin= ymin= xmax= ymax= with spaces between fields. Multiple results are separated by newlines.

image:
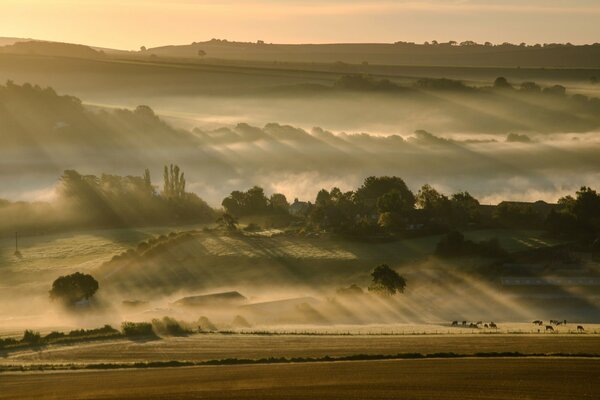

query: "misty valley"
xmin=1 ymin=35 xmax=599 ymax=400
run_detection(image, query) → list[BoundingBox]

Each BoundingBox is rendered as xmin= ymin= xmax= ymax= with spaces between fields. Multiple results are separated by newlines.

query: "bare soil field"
xmin=1 ymin=358 xmax=598 ymax=399
xmin=2 ymin=334 xmax=599 ymax=366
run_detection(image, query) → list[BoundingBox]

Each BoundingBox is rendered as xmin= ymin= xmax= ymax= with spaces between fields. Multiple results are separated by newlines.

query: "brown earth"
xmin=1 ymin=358 xmax=599 ymax=399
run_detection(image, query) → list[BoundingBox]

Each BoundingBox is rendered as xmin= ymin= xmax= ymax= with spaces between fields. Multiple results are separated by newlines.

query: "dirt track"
xmin=1 ymin=358 xmax=599 ymax=399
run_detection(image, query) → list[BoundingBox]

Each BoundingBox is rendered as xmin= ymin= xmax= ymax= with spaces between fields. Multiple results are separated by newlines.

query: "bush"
xmin=22 ymin=330 xmax=42 ymax=345
xmin=151 ymin=317 xmax=190 ymax=336
xmin=121 ymin=322 xmax=155 ymax=337
xmin=435 ymin=231 xmax=507 ymax=258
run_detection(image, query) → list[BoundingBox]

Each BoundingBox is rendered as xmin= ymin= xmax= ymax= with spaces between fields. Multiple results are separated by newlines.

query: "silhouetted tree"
xmin=269 ymin=193 xmax=289 ymax=213
xmin=416 ymin=184 xmax=451 ymax=224
xmin=355 ymin=176 xmax=415 ymax=211
xmin=163 ymin=164 xmax=186 ymax=198
xmin=494 ymin=77 xmax=512 ymax=89
xmin=368 ymin=264 xmax=406 ymax=295
xmin=50 ymin=272 xmax=99 ymax=305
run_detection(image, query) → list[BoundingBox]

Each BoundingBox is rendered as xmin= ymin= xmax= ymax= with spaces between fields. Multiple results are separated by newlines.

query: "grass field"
xmin=1 ymin=358 xmax=598 ymax=399
xmin=3 ymin=334 xmax=599 ymax=366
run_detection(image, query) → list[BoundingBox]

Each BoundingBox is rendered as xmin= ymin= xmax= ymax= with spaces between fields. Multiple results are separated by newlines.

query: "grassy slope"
xmin=97 ymin=229 xmax=560 ymax=295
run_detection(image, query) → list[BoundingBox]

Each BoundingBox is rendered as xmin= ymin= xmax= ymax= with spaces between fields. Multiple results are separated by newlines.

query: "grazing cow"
xmin=469 ymin=323 xmax=478 ymax=329
xmin=532 ymin=320 xmax=543 ymax=326
xmin=484 ymin=324 xmax=489 ymax=328
xmin=451 ymin=321 xmax=458 ymax=327
xmin=577 ymin=325 xmax=584 ymax=332
xmin=489 ymin=322 xmax=497 ymax=329
xmin=545 ymin=325 xmax=554 ymax=332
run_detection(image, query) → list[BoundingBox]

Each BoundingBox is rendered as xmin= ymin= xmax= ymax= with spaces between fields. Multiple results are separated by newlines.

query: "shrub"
xmin=121 ymin=322 xmax=155 ymax=337
xmin=151 ymin=317 xmax=190 ymax=336
xmin=22 ymin=330 xmax=42 ymax=345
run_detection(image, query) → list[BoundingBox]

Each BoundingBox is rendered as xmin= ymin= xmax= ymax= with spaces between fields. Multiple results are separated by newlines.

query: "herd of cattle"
xmin=532 ymin=320 xmax=585 ymax=332
xmin=451 ymin=321 xmax=497 ymax=329
xmin=450 ymin=320 xmax=586 ymax=332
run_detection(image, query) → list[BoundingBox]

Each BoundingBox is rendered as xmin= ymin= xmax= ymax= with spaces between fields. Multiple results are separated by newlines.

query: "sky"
xmin=1 ymin=0 xmax=599 ymax=50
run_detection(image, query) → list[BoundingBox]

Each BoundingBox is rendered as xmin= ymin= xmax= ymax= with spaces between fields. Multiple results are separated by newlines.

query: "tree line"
xmin=221 ymin=176 xmax=600 ymax=241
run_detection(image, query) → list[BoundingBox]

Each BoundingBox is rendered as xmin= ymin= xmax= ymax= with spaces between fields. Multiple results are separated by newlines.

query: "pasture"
xmin=2 ymin=333 xmax=599 ymax=366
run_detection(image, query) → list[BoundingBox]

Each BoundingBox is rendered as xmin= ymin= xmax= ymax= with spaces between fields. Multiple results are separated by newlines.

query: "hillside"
xmin=97 ymin=229 xmax=558 ymax=295
xmin=0 ymin=40 xmax=103 ymax=58
xmin=146 ymin=40 xmax=600 ymax=68
xmin=0 ymin=37 xmax=28 ymax=47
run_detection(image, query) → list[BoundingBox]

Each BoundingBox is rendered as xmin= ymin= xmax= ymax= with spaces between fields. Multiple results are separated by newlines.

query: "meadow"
xmin=2 ymin=332 xmax=599 ymax=367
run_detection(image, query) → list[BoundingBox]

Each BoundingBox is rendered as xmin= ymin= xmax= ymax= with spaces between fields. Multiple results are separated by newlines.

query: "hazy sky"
xmin=1 ymin=0 xmax=599 ymax=49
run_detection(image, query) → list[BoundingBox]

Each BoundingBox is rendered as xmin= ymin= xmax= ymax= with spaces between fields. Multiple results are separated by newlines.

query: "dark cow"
xmin=577 ymin=325 xmax=585 ymax=332
xmin=451 ymin=321 xmax=458 ymax=327
xmin=489 ymin=322 xmax=497 ymax=329
xmin=545 ymin=325 xmax=554 ymax=332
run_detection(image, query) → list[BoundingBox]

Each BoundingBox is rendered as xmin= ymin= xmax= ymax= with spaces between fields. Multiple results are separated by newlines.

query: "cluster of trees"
xmin=333 ymin=74 xmax=600 ymax=113
xmin=221 ymin=186 xmax=290 ymax=218
xmin=58 ymin=165 xmax=215 ymax=228
xmin=415 ymin=41 xmax=597 ymax=48
xmin=218 ymin=178 xmax=599 ymax=244
xmin=338 ymin=264 xmax=407 ymax=296
xmin=546 ymin=187 xmax=600 ymax=238
xmin=218 ymin=176 xmax=484 ymax=236
xmin=304 ymin=176 xmax=482 ymax=235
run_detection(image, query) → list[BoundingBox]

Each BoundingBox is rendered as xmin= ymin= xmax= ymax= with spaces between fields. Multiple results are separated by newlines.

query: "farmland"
xmin=2 ymin=333 xmax=599 ymax=367
xmin=1 ymin=358 xmax=598 ymax=400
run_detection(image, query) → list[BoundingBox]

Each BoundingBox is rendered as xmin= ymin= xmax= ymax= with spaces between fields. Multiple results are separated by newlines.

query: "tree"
xmin=543 ymin=85 xmax=566 ymax=96
xmin=368 ymin=264 xmax=406 ymax=295
xmin=143 ymin=168 xmax=153 ymax=193
xmin=269 ymin=193 xmax=289 ymax=213
xmin=520 ymin=81 xmax=541 ymax=93
xmin=494 ymin=77 xmax=512 ymax=89
xmin=140 ymin=46 xmax=147 ymax=52
xmin=197 ymin=49 xmax=206 ymax=57
xmin=450 ymin=191 xmax=480 ymax=225
xmin=416 ymin=184 xmax=451 ymax=223
xmin=163 ymin=164 xmax=186 ymax=198
xmin=355 ymin=176 xmax=415 ymax=211
xmin=50 ymin=272 xmax=99 ymax=305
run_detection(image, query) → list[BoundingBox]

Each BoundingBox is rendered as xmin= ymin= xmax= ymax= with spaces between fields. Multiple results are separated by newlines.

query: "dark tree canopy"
xmin=368 ymin=264 xmax=406 ymax=295
xmin=50 ymin=272 xmax=99 ymax=305
xmin=355 ymin=176 xmax=415 ymax=209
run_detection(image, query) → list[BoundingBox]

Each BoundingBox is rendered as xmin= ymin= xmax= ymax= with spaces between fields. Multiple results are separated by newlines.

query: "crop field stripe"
xmin=2 ymin=351 xmax=600 ymax=373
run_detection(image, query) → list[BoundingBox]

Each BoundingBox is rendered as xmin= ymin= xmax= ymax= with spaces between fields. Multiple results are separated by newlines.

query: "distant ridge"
xmin=143 ymin=39 xmax=600 ymax=68
xmin=0 ymin=40 xmax=104 ymax=59
xmin=0 ymin=37 xmax=30 ymax=47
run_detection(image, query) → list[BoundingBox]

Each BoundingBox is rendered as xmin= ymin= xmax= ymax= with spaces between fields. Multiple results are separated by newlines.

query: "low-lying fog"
xmin=2 ymin=123 xmax=599 ymax=206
